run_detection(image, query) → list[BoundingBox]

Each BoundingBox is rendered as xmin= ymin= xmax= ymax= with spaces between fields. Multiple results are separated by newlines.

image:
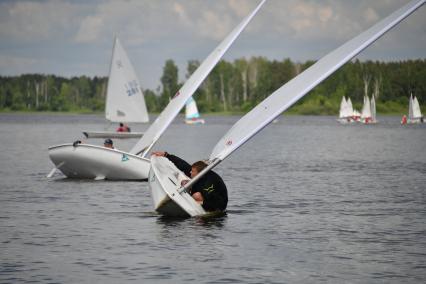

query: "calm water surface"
xmin=0 ymin=113 xmax=425 ymax=283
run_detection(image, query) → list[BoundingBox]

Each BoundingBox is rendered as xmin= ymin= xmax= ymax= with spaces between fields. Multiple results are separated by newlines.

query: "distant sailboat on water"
xmin=185 ymin=97 xmax=205 ymax=124
xmin=361 ymin=95 xmax=374 ymax=124
xmin=337 ymin=96 xmax=354 ymax=123
xmin=402 ymin=94 xmax=424 ymax=124
xmin=83 ymin=37 xmax=149 ymax=139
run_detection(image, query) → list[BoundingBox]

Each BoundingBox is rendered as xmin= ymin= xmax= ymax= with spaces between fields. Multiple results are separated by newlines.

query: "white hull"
xmin=48 ymin=144 xmax=150 ymax=180
xmin=82 ymin=131 xmax=143 ymax=139
xmin=149 ymin=156 xmax=206 ymax=217
xmin=185 ymin=118 xmax=205 ymax=125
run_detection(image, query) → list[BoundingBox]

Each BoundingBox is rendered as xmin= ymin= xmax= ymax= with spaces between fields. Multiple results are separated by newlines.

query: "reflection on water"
xmin=1 ymin=113 xmax=426 ymax=283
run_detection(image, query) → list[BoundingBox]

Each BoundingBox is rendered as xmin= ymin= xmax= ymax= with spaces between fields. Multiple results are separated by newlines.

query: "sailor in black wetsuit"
xmin=152 ymin=152 xmax=228 ymax=212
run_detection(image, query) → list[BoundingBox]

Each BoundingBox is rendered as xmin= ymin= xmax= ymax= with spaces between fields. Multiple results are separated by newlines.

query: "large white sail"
xmin=130 ymin=0 xmax=266 ymax=156
xmin=105 ymin=37 xmax=149 ymax=123
xmin=185 ymin=97 xmax=201 ymax=119
xmin=413 ymin=96 xmax=423 ymax=118
xmin=361 ymin=96 xmax=372 ymax=119
xmin=208 ymin=0 xmax=424 ymax=162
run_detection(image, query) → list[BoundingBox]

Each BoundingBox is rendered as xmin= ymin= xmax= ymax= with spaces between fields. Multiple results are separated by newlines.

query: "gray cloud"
xmin=0 ymin=0 xmax=424 ymax=90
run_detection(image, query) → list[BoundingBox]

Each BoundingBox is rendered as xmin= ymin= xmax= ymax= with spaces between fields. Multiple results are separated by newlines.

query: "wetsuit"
xmin=165 ymin=154 xmax=228 ymax=212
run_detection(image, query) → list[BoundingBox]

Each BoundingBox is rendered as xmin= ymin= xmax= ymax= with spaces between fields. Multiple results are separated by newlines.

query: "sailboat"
xmin=47 ymin=0 xmax=265 ymax=180
xmin=148 ymin=0 xmax=425 ymax=217
xmin=404 ymin=94 xmax=424 ymax=124
xmin=337 ymin=96 xmax=354 ymax=123
xmin=185 ymin=96 xmax=205 ymax=124
xmin=361 ymin=95 xmax=373 ymax=124
xmin=83 ymin=37 xmax=149 ymax=139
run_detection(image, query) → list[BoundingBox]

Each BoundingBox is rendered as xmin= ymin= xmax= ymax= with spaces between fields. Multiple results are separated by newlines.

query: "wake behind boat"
xmin=150 ymin=0 xmax=425 ymax=217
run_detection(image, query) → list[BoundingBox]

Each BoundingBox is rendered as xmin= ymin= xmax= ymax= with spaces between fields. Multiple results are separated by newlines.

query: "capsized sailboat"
xmin=47 ymin=0 xmax=265 ymax=180
xmin=83 ymin=37 xmax=149 ymax=139
xmin=149 ymin=0 xmax=425 ymax=217
xmin=185 ymin=96 xmax=205 ymax=124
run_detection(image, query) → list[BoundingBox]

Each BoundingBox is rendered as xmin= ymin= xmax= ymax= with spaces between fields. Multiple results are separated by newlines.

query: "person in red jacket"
xmin=116 ymin=122 xmax=130 ymax=132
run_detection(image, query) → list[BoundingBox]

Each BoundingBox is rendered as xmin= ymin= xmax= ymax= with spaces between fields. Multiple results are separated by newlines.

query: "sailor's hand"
xmin=73 ymin=140 xmax=82 ymax=147
xmin=152 ymin=151 xmax=167 ymax=157
xmin=181 ymin=180 xmax=189 ymax=186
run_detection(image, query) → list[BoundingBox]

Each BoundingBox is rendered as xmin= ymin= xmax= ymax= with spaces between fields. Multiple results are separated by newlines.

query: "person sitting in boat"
xmin=104 ymin=138 xmax=114 ymax=149
xmin=401 ymin=114 xmax=407 ymax=125
xmin=116 ymin=122 xmax=131 ymax=132
xmin=152 ymin=151 xmax=228 ymax=212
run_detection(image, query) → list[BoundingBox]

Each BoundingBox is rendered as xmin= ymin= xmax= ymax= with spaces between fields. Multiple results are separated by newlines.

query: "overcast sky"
xmin=0 ymin=0 xmax=424 ymax=90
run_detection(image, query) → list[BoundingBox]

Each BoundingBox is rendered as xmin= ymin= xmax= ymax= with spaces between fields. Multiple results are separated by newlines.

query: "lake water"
xmin=0 ymin=113 xmax=425 ymax=283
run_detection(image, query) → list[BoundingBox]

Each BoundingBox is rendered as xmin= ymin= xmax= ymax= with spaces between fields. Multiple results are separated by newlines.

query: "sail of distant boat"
xmin=361 ymin=96 xmax=372 ymax=120
xmin=370 ymin=96 xmax=377 ymax=123
xmin=407 ymin=94 xmax=424 ymax=123
xmin=185 ymin=97 xmax=205 ymax=124
xmin=83 ymin=37 xmax=148 ymax=138
xmin=106 ymin=37 xmax=149 ymax=123
xmin=412 ymin=96 xmax=423 ymax=119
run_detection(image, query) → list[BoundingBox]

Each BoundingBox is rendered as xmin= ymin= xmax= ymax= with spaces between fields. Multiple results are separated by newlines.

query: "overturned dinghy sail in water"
xmin=83 ymin=37 xmax=149 ymax=139
xmin=48 ymin=0 xmax=265 ymax=180
xmin=149 ymin=0 xmax=425 ymax=217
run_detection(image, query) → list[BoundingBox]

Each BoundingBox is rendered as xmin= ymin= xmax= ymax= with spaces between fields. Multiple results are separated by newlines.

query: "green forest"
xmin=0 ymin=58 xmax=425 ymax=115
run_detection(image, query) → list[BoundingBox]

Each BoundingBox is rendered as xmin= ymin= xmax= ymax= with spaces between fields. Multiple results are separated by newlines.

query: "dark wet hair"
xmin=104 ymin=138 xmax=113 ymax=145
xmin=191 ymin=161 xmax=208 ymax=172
xmin=119 ymin=123 xmax=124 ymax=127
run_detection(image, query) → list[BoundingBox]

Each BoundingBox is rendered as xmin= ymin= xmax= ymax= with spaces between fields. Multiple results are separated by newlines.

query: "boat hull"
xmin=149 ymin=156 xmax=206 ymax=217
xmin=185 ymin=118 xmax=205 ymax=125
xmin=82 ymin=131 xmax=143 ymax=139
xmin=48 ymin=144 xmax=150 ymax=180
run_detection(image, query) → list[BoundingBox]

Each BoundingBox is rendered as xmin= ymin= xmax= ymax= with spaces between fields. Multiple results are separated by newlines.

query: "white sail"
xmin=130 ymin=0 xmax=266 ymax=156
xmin=339 ymin=96 xmax=348 ymax=118
xmin=347 ymin=98 xmax=354 ymax=116
xmin=361 ymin=95 xmax=372 ymax=119
xmin=370 ymin=96 xmax=377 ymax=122
xmin=408 ymin=94 xmax=414 ymax=120
xmin=208 ymin=0 xmax=424 ymax=162
xmin=413 ymin=96 xmax=423 ymax=118
xmin=105 ymin=37 xmax=149 ymax=123
xmin=185 ymin=96 xmax=201 ymax=119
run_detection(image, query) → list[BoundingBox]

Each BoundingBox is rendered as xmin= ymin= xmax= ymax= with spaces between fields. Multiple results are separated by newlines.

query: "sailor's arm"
xmin=152 ymin=151 xmax=192 ymax=176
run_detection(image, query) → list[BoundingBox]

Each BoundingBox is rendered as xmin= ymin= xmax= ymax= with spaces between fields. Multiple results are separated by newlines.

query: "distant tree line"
xmin=1 ymin=58 xmax=425 ymax=115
